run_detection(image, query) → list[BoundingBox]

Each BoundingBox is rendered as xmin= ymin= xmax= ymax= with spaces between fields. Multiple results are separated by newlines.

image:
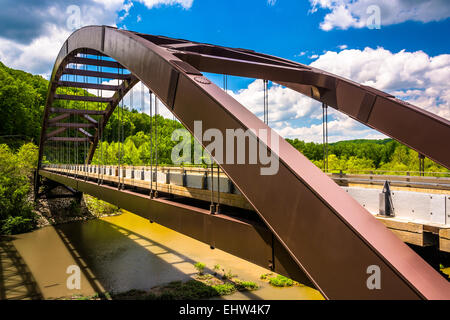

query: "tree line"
xmin=0 ymin=60 xmax=448 ymax=175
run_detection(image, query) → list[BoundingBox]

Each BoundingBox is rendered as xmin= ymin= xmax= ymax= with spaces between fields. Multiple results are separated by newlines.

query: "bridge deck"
xmin=42 ymin=166 xmax=450 ymax=253
xmin=38 ymin=168 xmax=314 ymax=289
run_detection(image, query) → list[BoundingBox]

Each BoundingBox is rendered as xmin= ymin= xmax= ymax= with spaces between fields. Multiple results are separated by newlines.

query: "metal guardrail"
xmin=327 ymin=172 xmax=450 ymax=190
xmin=43 ymin=164 xmax=450 ymax=191
xmin=328 ymin=169 xmax=450 ymax=177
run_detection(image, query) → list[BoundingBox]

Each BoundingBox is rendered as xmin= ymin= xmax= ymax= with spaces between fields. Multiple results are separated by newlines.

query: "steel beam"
xmin=67 ymin=56 xmax=124 ymax=69
xmin=57 ymin=81 xmax=121 ymax=91
xmin=49 ymin=107 xmax=106 ymax=115
xmin=62 ymin=68 xmax=131 ymax=80
xmin=78 ymin=128 xmax=93 ymax=138
xmin=48 ymin=113 xmax=70 ymax=123
xmin=47 ymin=137 xmax=91 ymax=142
xmin=82 ymin=114 xmax=98 ymax=125
xmin=54 ymin=94 xmax=112 ymax=104
xmin=49 ymin=122 xmax=95 ymax=128
xmin=45 ymin=127 xmax=67 ymax=139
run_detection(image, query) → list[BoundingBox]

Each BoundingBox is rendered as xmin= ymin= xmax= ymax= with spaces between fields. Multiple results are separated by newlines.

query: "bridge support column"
xmin=36 ymin=177 xmax=83 ymax=203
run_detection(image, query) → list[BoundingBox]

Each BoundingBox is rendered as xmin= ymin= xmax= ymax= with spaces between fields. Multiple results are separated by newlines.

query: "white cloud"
xmin=312 ymin=48 xmax=450 ymax=120
xmin=309 ymin=0 xmax=450 ymax=31
xmin=228 ymin=80 xmax=318 ymax=123
xmin=228 ymin=47 xmax=450 ymax=142
xmin=267 ymin=0 xmax=277 ymax=6
xmin=0 ymin=1 xmax=128 ymax=77
xmin=0 ymin=0 xmax=193 ymax=77
xmin=338 ymin=44 xmax=348 ymax=50
xmin=137 ymin=0 xmax=193 ymax=9
xmin=0 ymin=24 xmax=71 ymax=77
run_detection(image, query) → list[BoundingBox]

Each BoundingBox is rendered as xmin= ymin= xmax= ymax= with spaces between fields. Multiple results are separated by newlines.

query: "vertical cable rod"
xmin=149 ymin=89 xmax=153 ymax=197
xmin=322 ymin=103 xmax=329 ymax=172
xmin=154 ymin=94 xmax=159 ymax=198
xmin=100 ymin=55 xmax=104 ymax=184
xmin=263 ymin=79 xmax=269 ymax=125
xmin=117 ymin=64 xmax=121 ymax=189
xmin=210 ymin=160 xmax=215 ymax=214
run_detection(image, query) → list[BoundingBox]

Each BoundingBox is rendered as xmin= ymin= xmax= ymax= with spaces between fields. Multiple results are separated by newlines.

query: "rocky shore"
xmin=32 ymin=187 xmax=122 ymax=228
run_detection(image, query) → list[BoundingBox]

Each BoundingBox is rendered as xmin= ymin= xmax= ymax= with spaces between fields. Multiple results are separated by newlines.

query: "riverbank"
xmin=1 ymin=211 xmax=324 ymax=300
xmin=32 ymin=189 xmax=122 ymax=229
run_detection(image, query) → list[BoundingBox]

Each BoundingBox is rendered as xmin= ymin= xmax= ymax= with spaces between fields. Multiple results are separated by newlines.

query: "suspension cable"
xmin=129 ymin=85 xmax=134 ymax=184
xmin=216 ymin=165 xmax=220 ymax=213
xmin=223 ymin=74 xmax=228 ymax=92
xmin=149 ymin=89 xmax=153 ymax=197
xmin=141 ymin=82 xmax=144 ymax=114
xmin=66 ymin=71 xmax=69 ymax=174
xmin=263 ymin=79 xmax=269 ymax=125
xmin=117 ymin=64 xmax=121 ymax=189
xmin=141 ymin=82 xmax=145 ymax=183
xmin=100 ymin=55 xmax=104 ymax=184
xmin=121 ymin=71 xmax=125 ymax=190
xmin=322 ymin=102 xmax=329 ymax=172
xmin=96 ymin=54 xmax=100 ymax=183
xmin=210 ymin=159 xmax=215 ymax=214
xmin=216 ymin=75 xmax=230 ymax=213
xmin=74 ymin=61 xmax=77 ymax=179
xmin=154 ymin=94 xmax=159 ymax=198
xmin=84 ymin=53 xmax=88 ymax=180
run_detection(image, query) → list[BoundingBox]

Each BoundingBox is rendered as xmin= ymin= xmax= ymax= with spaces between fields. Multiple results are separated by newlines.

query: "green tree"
xmin=0 ymin=143 xmax=38 ymax=234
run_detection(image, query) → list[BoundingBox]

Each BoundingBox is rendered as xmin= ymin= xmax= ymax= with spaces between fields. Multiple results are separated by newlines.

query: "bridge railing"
xmin=42 ymin=164 xmax=450 ymax=191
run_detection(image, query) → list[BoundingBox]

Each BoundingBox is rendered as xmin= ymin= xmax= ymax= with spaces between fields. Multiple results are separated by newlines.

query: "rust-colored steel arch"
xmin=37 ymin=26 xmax=450 ymax=299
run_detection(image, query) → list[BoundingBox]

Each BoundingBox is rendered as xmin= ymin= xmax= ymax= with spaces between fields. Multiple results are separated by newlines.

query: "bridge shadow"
xmin=0 ymin=236 xmax=43 ymax=300
xmin=53 ymin=215 xmax=263 ymax=300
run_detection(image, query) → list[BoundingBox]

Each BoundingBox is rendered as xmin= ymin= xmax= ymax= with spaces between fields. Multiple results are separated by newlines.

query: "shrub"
xmin=221 ymin=269 xmax=236 ymax=280
xmin=212 ymin=283 xmax=236 ymax=296
xmin=0 ymin=143 xmax=38 ymax=234
xmin=1 ymin=215 xmax=36 ymax=235
xmin=235 ymin=280 xmax=258 ymax=291
xmin=84 ymin=195 xmax=121 ymax=216
xmin=194 ymin=262 xmax=206 ymax=275
xmin=268 ymin=275 xmax=294 ymax=287
xmin=260 ymin=273 xmax=272 ymax=280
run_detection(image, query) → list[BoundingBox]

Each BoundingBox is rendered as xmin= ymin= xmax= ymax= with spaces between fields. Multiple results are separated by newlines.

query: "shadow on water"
xmin=52 ymin=216 xmax=263 ymax=299
xmin=0 ymin=236 xmax=43 ymax=300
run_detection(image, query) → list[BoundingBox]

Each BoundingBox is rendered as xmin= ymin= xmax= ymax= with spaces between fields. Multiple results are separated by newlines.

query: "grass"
xmin=84 ymin=195 xmax=122 ymax=217
xmin=235 ymin=280 xmax=259 ymax=291
xmin=260 ymin=273 xmax=299 ymax=287
xmin=194 ymin=262 xmax=206 ymax=275
xmin=66 ymin=263 xmax=260 ymax=300
xmin=269 ymin=275 xmax=295 ymax=287
xmin=260 ymin=272 xmax=273 ymax=280
xmin=211 ymin=283 xmax=236 ymax=296
xmin=221 ymin=270 xmax=237 ymax=280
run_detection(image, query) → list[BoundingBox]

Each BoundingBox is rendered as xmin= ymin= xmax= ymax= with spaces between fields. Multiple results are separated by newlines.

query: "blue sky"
xmin=0 ymin=0 xmax=449 ymax=142
xmin=119 ymin=1 xmax=450 ymax=62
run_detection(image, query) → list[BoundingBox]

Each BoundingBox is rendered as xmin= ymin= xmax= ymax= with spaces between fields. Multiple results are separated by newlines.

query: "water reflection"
xmin=0 ymin=237 xmax=43 ymax=300
xmin=3 ymin=212 xmax=323 ymax=300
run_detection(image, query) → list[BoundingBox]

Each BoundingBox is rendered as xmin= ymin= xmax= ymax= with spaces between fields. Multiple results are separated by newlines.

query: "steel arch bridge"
xmin=35 ymin=26 xmax=450 ymax=300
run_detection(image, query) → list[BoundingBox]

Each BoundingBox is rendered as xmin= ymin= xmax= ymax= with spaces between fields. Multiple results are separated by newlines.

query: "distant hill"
xmin=330 ymin=138 xmax=392 ymax=146
xmin=0 ymin=61 xmax=48 ymax=143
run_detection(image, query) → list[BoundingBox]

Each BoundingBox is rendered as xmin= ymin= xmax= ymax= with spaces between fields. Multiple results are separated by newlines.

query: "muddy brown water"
xmin=0 ymin=211 xmax=323 ymax=300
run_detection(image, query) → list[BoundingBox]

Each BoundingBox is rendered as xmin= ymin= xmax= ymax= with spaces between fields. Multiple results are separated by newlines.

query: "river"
xmin=0 ymin=211 xmax=324 ymax=300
